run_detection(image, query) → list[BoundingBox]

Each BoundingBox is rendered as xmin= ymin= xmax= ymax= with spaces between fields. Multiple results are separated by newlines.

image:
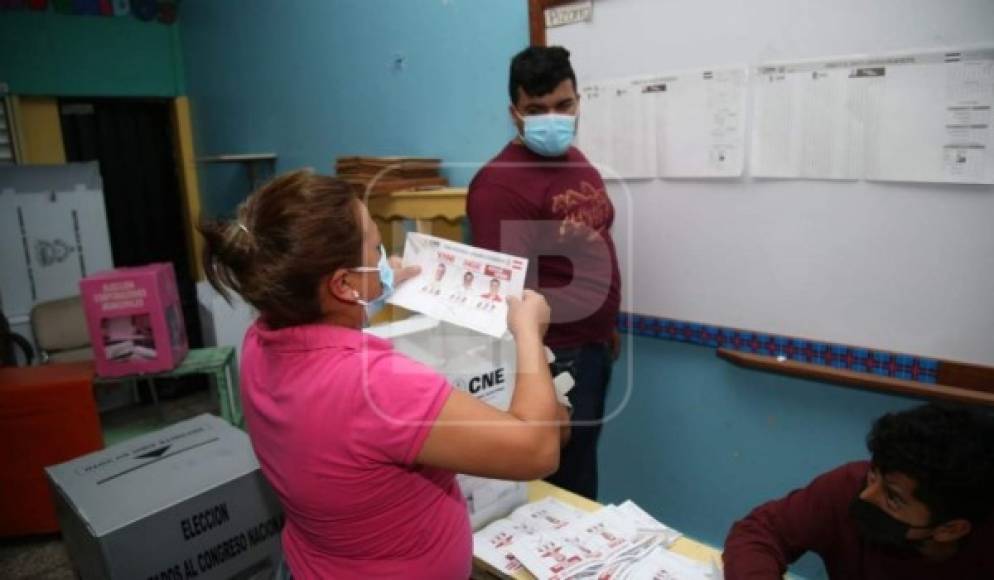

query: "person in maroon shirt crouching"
xmin=723 ymin=403 xmax=994 ymax=580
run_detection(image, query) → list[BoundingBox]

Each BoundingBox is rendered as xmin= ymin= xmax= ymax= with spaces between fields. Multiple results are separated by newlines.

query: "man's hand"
xmin=389 ymin=256 xmax=420 ymax=286
xmin=557 ymin=215 xmax=604 ymax=243
xmin=609 ymin=328 xmax=622 ymax=361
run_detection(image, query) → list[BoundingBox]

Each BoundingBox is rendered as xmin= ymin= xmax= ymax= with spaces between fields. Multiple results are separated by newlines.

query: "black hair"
xmin=508 ymin=46 xmax=577 ymax=105
xmin=868 ymin=403 xmax=994 ymax=525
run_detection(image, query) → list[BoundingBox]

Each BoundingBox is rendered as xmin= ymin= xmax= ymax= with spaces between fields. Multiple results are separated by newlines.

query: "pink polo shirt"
xmin=240 ymin=321 xmax=471 ymax=579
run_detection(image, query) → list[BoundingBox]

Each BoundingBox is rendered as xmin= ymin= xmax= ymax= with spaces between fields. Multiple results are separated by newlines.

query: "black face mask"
xmin=849 ymin=497 xmax=934 ymax=552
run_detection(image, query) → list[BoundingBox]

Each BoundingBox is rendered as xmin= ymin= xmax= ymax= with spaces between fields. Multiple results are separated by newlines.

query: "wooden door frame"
xmin=528 ymin=0 xmax=576 ymax=46
xmin=8 ymin=95 xmax=204 ymax=281
xmin=170 ymin=96 xmax=204 ymax=281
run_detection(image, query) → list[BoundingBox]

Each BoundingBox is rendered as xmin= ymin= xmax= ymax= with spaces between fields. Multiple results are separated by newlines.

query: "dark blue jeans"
xmin=275 ymin=556 xmax=293 ymax=580
xmin=545 ymin=342 xmax=613 ymax=500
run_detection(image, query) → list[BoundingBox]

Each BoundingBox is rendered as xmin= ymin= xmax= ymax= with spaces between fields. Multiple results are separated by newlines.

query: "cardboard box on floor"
xmin=46 ymin=414 xmax=284 ymax=580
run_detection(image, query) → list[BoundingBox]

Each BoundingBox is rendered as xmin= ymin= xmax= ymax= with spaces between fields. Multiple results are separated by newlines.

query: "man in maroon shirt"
xmin=723 ymin=403 xmax=994 ymax=579
xmin=467 ymin=46 xmax=621 ymax=499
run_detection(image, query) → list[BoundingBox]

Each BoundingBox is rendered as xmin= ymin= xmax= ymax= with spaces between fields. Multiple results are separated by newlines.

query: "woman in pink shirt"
xmin=200 ymin=170 xmax=567 ymax=579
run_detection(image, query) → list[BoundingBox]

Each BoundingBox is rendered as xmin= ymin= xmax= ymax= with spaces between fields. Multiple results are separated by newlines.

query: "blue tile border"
xmin=617 ymin=312 xmax=939 ymax=384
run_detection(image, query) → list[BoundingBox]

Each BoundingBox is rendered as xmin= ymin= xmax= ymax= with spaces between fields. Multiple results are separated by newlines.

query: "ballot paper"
xmin=508 ymin=498 xmax=588 ymax=532
xmin=616 ymin=500 xmax=682 ymax=541
xmin=620 ymin=546 xmax=718 ymax=580
xmin=475 ymin=497 xmax=692 ymax=580
xmin=459 ymin=474 xmax=529 ymax=531
xmin=388 ymin=232 xmax=528 ymax=337
xmin=474 ymin=518 xmax=539 ymax=576
xmin=512 ymin=531 xmax=603 ymax=580
xmin=510 ymin=530 xmax=664 ymax=580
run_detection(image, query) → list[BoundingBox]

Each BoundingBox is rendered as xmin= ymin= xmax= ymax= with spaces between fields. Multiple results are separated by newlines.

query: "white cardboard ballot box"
xmin=46 ymin=414 xmax=284 ymax=580
xmin=366 ymin=316 xmax=528 ymax=529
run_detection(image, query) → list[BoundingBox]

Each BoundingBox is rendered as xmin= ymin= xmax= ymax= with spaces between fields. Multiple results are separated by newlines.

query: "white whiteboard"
xmin=550 ymin=0 xmax=994 ymax=365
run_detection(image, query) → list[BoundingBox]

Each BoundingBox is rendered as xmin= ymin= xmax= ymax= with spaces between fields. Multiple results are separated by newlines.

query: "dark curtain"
xmin=60 ymin=98 xmax=202 ymax=349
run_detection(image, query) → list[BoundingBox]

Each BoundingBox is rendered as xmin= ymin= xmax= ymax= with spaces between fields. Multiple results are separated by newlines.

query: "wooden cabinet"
xmin=365 ymin=187 xmax=467 ymax=323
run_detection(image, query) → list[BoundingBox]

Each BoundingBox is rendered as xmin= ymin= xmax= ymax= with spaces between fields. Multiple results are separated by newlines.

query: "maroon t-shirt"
xmin=467 ymin=142 xmax=621 ymax=349
xmin=723 ymin=461 xmax=994 ymax=580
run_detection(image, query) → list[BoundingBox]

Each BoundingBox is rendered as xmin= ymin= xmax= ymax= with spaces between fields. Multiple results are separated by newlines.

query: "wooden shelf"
xmin=197 ymin=153 xmax=276 ymax=163
xmin=197 ymin=153 xmax=277 ymax=190
xmin=365 ymin=187 xmax=467 ymax=223
xmin=717 ymin=348 xmax=994 ymax=407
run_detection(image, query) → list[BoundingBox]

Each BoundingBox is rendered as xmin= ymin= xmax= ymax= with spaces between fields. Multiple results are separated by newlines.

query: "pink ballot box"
xmin=79 ymin=263 xmax=188 ymax=378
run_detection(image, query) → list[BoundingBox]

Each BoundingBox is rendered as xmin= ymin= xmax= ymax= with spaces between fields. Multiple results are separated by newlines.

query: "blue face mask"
xmin=350 ymin=244 xmax=394 ymax=321
xmin=518 ymin=113 xmax=576 ymax=157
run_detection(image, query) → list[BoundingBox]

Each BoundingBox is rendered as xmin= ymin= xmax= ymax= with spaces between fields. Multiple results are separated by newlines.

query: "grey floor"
xmin=0 ymin=387 xmax=217 ymax=579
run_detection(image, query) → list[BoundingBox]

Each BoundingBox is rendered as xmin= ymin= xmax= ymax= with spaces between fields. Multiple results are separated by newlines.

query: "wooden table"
xmin=93 ymin=346 xmax=241 ymax=428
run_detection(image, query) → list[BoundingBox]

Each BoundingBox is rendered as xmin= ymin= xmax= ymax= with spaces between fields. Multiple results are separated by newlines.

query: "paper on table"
xmin=615 ymin=500 xmax=683 ymax=545
xmin=623 ymin=546 xmax=718 ymax=580
xmin=509 ymin=497 xmax=588 ymax=532
xmin=510 ymin=531 xmax=603 ymax=580
xmin=459 ymin=474 xmax=529 ymax=531
xmin=474 ymin=518 xmax=536 ymax=576
xmin=475 ymin=497 xmax=694 ymax=580
xmin=388 ymin=232 xmax=528 ymax=338
xmin=563 ymin=509 xmax=641 ymax=562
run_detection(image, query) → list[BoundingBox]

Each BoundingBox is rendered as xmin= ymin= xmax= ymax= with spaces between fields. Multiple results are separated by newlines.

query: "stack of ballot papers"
xmin=474 ymin=498 xmax=721 ymax=580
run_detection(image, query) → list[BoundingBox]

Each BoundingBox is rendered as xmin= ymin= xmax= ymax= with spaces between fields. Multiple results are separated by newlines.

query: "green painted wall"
xmin=0 ymin=11 xmax=183 ymax=97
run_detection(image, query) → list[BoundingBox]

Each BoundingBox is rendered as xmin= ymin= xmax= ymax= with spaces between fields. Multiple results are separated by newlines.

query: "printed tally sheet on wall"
xmin=576 ymin=47 xmax=993 ymax=185
xmin=750 ymin=48 xmax=994 ymax=184
xmin=389 ymin=232 xmax=528 ymax=338
xmin=577 ymin=67 xmax=748 ymax=180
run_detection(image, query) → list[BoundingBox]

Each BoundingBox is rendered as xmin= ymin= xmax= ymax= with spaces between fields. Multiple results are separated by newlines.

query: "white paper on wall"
xmin=579 ymin=78 xmax=659 ymax=180
xmin=609 ymin=80 xmax=658 ymax=179
xmin=580 ymin=68 xmax=746 ymax=180
xmin=577 ymin=81 xmax=621 ymax=177
xmin=651 ymin=68 xmax=747 ymax=178
xmin=751 ymin=56 xmax=878 ymax=180
xmin=751 ymin=48 xmax=994 ymax=184
xmin=866 ymin=48 xmax=994 ymax=184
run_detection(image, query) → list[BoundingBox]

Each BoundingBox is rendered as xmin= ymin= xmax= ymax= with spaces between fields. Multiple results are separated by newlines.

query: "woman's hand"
xmin=388 ymin=256 xmax=420 ymax=286
xmin=507 ymin=289 xmax=551 ymax=339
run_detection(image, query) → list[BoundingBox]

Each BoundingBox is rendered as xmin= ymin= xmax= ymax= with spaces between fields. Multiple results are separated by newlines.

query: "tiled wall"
xmin=619 ymin=313 xmax=939 ymax=383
